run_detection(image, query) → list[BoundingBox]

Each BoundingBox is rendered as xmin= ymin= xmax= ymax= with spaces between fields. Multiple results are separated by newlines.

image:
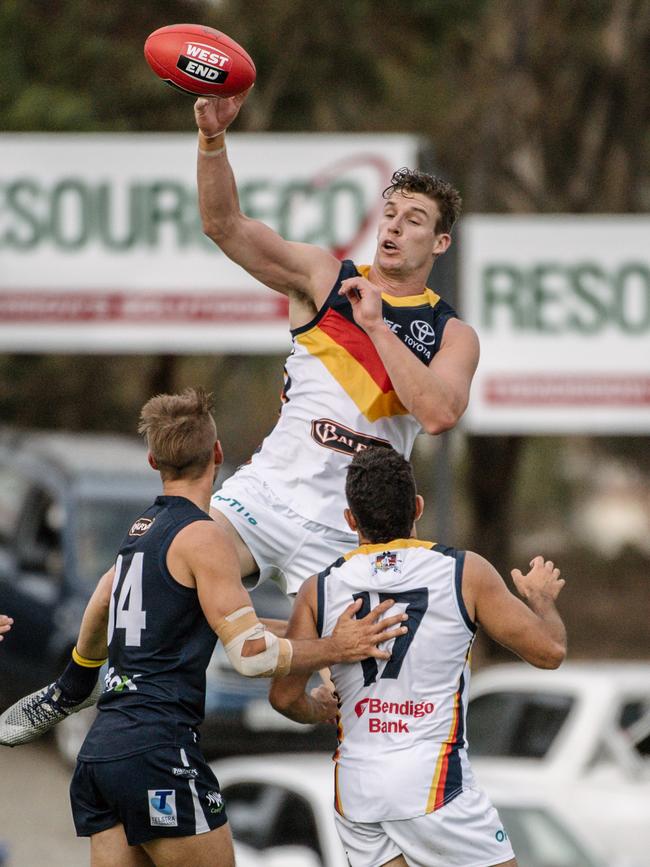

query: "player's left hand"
xmin=0 ymin=614 xmax=13 ymax=642
xmin=331 ymin=597 xmax=407 ymax=663
xmin=339 ymin=276 xmax=386 ymax=333
xmin=309 ymin=684 xmax=338 ymax=723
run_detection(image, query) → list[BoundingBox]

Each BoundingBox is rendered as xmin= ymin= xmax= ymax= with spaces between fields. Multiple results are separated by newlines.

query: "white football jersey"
xmin=248 ymin=260 xmax=458 ymax=532
xmin=318 ymin=538 xmax=477 ymax=822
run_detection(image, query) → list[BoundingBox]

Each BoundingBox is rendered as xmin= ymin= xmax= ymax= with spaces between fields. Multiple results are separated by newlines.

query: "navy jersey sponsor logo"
xmin=172 ymin=766 xmax=198 ymax=779
xmin=311 ymin=419 xmax=391 ymax=456
xmin=206 ymin=790 xmax=224 ymax=813
xmin=129 ymin=517 xmax=155 ymax=536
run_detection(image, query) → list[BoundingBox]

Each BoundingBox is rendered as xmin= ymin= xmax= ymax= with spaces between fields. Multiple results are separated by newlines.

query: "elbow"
xmin=201 ymin=212 xmax=240 ymax=247
xmin=421 ymin=405 xmax=464 ymax=436
xmin=534 ymin=641 xmax=567 ymax=670
xmin=268 ymin=682 xmax=289 ymax=713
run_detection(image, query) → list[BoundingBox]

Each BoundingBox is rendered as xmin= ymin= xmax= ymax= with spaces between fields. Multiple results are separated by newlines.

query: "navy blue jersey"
xmin=79 ymin=496 xmax=215 ymax=761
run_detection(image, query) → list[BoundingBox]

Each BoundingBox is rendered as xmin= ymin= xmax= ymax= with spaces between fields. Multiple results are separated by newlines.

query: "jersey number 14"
xmin=108 ymin=553 xmax=147 ymax=647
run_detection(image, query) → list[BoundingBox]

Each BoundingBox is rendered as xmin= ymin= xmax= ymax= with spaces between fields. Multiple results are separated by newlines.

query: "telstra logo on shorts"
xmin=355 ymin=697 xmax=435 ymax=733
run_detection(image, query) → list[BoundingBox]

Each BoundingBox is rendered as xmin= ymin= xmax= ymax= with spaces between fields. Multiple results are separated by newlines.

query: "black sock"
xmin=56 ymin=656 xmax=101 ymax=703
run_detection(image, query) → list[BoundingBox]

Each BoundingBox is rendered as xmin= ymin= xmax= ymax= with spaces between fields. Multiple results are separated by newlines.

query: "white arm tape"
xmin=217 ymin=606 xmax=293 ymax=678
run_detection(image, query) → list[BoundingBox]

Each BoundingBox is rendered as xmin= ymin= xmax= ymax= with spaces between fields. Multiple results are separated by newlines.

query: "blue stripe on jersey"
xmin=316 ymin=556 xmax=346 ymax=637
xmin=443 ymin=670 xmax=466 ymax=804
xmin=433 ymin=544 xmax=476 ymax=634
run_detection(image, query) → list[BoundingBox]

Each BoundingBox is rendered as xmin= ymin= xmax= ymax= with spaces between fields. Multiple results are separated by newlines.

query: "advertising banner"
xmin=0 ymin=133 xmax=419 ymax=352
xmin=461 ymin=216 xmax=650 ymax=433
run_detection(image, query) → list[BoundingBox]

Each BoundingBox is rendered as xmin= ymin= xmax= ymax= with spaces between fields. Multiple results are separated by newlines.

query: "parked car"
xmin=0 ymin=429 xmax=335 ymax=764
xmin=468 ymin=661 xmax=650 ymax=866
xmin=212 ymin=753 xmax=612 ymax=867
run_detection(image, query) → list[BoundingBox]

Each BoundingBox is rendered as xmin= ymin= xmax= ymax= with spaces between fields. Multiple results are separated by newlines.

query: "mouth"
xmin=381 ymin=239 xmax=400 ymax=253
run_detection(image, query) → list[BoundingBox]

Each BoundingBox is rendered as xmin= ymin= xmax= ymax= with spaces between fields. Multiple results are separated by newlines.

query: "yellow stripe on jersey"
xmin=343 ymin=539 xmax=435 ymax=561
xmin=296 ymin=327 xmax=408 ymax=422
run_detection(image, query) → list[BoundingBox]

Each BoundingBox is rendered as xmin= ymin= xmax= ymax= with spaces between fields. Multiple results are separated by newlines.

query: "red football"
xmin=144 ymin=24 xmax=256 ymax=97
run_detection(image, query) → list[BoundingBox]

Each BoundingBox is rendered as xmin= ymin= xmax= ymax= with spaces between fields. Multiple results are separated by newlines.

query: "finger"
xmin=511 ymin=569 xmax=523 ymax=580
xmin=365 ymin=599 xmax=395 ymax=620
xmin=545 ymin=560 xmax=554 ymax=571
xmin=342 ymin=598 xmax=363 ymax=619
xmin=529 ymin=555 xmax=544 ymax=568
xmin=375 ymin=611 xmax=409 ymax=629
xmin=376 ymin=626 xmax=408 ymax=643
xmin=552 ymin=568 xmax=561 ymax=580
xmin=368 ymin=648 xmax=392 ymax=660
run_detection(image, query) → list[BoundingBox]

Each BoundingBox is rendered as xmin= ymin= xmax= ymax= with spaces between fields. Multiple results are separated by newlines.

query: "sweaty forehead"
xmin=384 ymin=190 xmax=439 ymax=221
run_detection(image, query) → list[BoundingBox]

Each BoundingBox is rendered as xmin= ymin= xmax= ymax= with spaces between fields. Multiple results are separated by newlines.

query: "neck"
xmin=368 ymin=261 xmax=432 ymax=296
xmin=161 ymin=474 xmax=214 ymax=514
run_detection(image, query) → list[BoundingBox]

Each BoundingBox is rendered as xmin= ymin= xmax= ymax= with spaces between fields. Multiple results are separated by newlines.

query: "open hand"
xmin=512 ymin=556 xmax=565 ymax=602
xmin=331 ymin=597 xmax=407 ymax=663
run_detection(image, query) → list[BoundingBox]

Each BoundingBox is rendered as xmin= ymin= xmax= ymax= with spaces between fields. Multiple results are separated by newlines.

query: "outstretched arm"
xmin=339 ymin=276 xmax=479 ymax=433
xmin=178 ymin=522 xmax=406 ymax=677
xmin=195 ymin=95 xmax=339 ymax=302
xmin=465 ymin=553 xmax=567 ymax=669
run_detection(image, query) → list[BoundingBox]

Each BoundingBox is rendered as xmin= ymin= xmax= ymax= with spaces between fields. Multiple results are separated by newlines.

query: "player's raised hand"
xmin=331 ymin=597 xmax=407 ymax=663
xmin=194 ymin=88 xmax=252 ymax=138
xmin=511 ymin=555 xmax=565 ymax=602
xmin=0 ymin=614 xmax=13 ymax=642
xmin=339 ymin=276 xmax=385 ymax=333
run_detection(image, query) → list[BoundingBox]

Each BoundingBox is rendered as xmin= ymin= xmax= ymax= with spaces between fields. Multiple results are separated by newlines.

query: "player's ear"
xmin=148 ymin=452 xmax=158 ymax=470
xmin=344 ymin=508 xmax=358 ymax=533
xmin=433 ymin=233 xmax=451 ymax=257
xmin=414 ymin=494 xmax=424 ymax=522
xmin=214 ymin=440 xmax=224 ymax=468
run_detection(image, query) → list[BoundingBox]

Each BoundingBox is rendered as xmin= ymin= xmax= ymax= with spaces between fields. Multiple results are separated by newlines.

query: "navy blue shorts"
xmin=70 ymin=742 xmax=228 ymax=846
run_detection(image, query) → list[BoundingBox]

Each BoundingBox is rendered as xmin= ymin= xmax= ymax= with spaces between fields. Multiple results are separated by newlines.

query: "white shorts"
xmin=211 ymin=465 xmax=358 ymax=596
xmin=334 ymin=787 xmax=516 ymax=867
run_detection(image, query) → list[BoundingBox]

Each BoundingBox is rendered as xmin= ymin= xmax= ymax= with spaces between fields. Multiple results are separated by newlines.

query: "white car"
xmin=468 ymin=661 xmax=650 ymax=867
xmin=211 ymin=753 xmax=611 ymax=867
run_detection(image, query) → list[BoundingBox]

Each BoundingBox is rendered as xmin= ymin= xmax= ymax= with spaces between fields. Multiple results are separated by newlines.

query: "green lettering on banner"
xmin=616 ymin=263 xmax=650 ymax=334
xmin=531 ymin=263 xmax=564 ymax=333
xmin=568 ymin=263 xmax=609 ymax=333
xmin=51 ymin=179 xmax=90 ymax=249
xmin=144 ymin=181 xmax=192 ymax=247
xmin=95 ymin=182 xmax=141 ymax=250
xmin=2 ymin=180 xmax=42 ymax=249
xmin=322 ymin=180 xmax=365 ymax=250
xmin=482 ymin=264 xmax=526 ymax=329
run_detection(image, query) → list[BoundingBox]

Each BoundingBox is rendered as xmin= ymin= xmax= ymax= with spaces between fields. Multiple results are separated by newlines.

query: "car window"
xmin=468 ymin=691 xmax=573 ymax=758
xmin=498 ymin=805 xmax=605 ymax=867
xmin=222 ymin=781 xmax=324 ymax=865
xmin=619 ymin=698 xmax=650 ymax=758
xmin=75 ymin=496 xmax=157 ymax=586
xmin=0 ymin=464 xmax=30 ymax=542
xmin=14 ymin=486 xmax=64 ymax=579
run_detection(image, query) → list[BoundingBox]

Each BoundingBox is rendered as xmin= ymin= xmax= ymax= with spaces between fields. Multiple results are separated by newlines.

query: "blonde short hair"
xmin=138 ymin=387 xmax=217 ymax=481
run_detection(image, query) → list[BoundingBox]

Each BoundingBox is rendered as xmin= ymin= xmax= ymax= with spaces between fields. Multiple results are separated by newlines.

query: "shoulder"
xmin=170 ymin=518 xmax=229 ymax=556
xmin=441 ymin=317 xmax=479 ymax=351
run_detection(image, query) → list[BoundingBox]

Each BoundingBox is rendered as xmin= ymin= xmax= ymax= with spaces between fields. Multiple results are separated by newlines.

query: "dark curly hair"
xmin=383 ymin=167 xmax=462 ymax=234
xmin=345 ymin=446 xmax=417 ymax=543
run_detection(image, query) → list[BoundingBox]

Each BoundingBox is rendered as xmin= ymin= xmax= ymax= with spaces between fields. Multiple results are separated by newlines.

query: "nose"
xmin=387 ymin=216 xmax=401 ymax=235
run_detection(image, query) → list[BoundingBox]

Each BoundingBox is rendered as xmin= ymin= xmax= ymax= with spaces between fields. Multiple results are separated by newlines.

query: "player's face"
xmin=376 ymin=192 xmax=449 ymax=274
